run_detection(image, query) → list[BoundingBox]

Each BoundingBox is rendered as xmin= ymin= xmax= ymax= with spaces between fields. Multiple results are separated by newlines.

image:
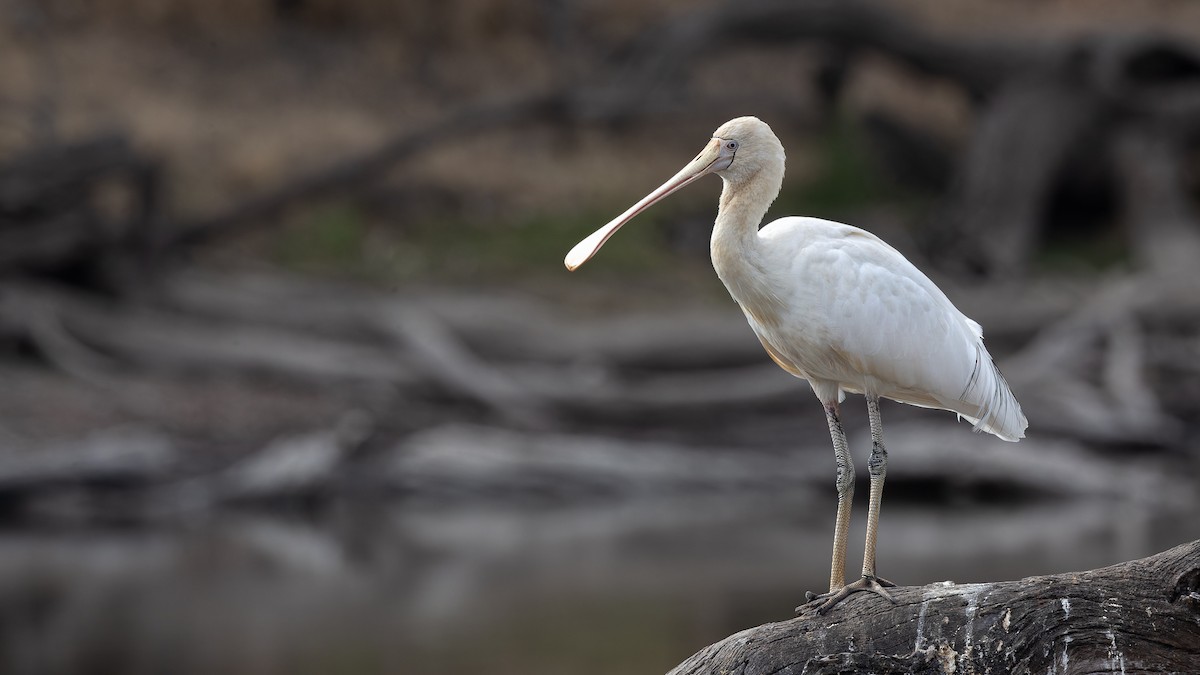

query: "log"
xmin=385 ymin=422 xmax=1188 ymax=505
xmin=668 ymin=540 xmax=1200 ymax=675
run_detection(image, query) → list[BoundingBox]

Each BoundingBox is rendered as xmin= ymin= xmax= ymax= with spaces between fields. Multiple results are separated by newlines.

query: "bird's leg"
xmin=861 ymin=394 xmax=892 ymax=586
xmin=811 ymin=402 xmax=853 ymax=596
xmin=827 ymin=402 xmax=855 ymax=594
xmin=800 ymin=396 xmax=897 ymax=615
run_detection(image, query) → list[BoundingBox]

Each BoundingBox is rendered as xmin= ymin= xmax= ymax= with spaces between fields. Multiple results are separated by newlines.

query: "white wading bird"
xmin=564 ymin=117 xmax=1027 ymax=614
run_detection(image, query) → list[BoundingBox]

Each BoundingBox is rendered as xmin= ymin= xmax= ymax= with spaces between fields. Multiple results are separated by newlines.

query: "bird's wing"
xmin=759 ymin=218 xmax=1026 ymax=440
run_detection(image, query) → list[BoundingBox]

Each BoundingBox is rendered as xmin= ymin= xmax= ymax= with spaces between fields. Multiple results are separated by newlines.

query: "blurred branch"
xmin=0 ymin=415 xmax=1186 ymax=522
xmin=669 ymin=540 xmax=1200 ymax=675
xmin=152 ymin=0 xmax=1200 ymax=283
xmin=378 ymin=307 xmax=552 ymax=428
xmin=164 ymin=93 xmax=568 ymax=249
xmin=1003 ymin=277 xmax=1185 ymax=444
xmin=4 ymin=1 xmax=1200 ymax=461
xmin=942 ymin=77 xmax=1104 ymax=275
xmin=617 ymin=1 xmax=1200 ymax=278
xmin=160 ymin=0 xmax=1038 ymax=250
xmin=6 ymin=261 xmax=1200 ymax=443
xmin=940 ymin=33 xmax=1200 ymax=276
xmin=616 ymin=0 xmax=1033 ymax=103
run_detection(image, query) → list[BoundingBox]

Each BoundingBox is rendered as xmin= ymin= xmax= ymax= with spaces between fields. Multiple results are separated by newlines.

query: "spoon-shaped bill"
xmin=565 ymin=137 xmax=725 ymax=271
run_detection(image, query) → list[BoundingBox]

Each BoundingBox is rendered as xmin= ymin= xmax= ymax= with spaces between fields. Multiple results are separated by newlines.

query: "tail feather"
xmin=951 ymin=344 xmax=1027 ymax=441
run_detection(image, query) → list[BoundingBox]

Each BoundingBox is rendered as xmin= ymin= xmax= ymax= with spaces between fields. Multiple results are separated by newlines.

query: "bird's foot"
xmin=796 ymin=575 xmax=897 ymax=615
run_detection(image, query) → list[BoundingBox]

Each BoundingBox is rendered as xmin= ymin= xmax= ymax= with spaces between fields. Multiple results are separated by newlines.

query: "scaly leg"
xmin=801 ymin=395 xmax=896 ymax=615
xmin=861 ymin=394 xmax=891 ymax=584
xmin=798 ymin=401 xmax=854 ymax=607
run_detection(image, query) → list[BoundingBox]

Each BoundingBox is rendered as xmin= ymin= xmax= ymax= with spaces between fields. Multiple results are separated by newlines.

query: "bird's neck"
xmin=710 ymin=168 xmax=782 ymax=295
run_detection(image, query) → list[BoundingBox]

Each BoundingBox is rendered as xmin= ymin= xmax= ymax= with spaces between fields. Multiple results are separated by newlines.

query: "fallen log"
xmin=385 ymin=422 xmax=1188 ymax=505
xmin=668 ymin=539 xmax=1200 ymax=675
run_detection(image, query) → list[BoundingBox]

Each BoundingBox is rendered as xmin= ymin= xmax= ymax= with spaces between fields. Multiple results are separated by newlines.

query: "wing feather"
xmin=753 ymin=217 xmax=1027 ymax=440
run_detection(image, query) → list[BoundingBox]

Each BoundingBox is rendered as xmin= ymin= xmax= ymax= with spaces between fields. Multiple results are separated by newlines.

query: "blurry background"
xmin=1 ymin=0 xmax=1200 ymax=673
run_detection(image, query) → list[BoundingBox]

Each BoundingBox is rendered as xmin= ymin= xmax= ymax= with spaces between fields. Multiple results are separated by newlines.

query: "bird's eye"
xmin=726 ymin=141 xmax=739 ymax=151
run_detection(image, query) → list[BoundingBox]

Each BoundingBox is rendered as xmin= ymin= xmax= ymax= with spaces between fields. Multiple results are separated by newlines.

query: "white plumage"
xmin=565 ymin=115 xmax=1027 ymax=613
xmin=740 ymin=216 xmax=1025 ymax=441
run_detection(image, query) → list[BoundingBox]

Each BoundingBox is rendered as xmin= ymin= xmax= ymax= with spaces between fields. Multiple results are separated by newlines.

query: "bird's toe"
xmin=796 ymin=575 xmax=898 ymax=616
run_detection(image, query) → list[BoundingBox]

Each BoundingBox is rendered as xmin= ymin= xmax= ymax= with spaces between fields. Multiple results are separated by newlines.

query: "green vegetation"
xmin=276 ymin=204 xmax=371 ymax=273
xmin=387 ymin=207 xmax=678 ymax=280
xmin=269 ymin=199 xmax=712 ymax=291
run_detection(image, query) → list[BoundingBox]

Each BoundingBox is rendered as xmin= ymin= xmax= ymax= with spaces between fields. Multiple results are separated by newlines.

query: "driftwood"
xmin=3 ymin=2 xmax=1199 ymax=325
xmin=6 ymin=265 xmax=1200 ymax=445
xmin=668 ymin=539 xmax=1200 ymax=675
xmin=0 ymin=416 xmax=1188 ymax=525
xmin=387 ymin=422 xmax=1189 ymax=505
xmin=2 ymin=2 xmax=1200 ymax=510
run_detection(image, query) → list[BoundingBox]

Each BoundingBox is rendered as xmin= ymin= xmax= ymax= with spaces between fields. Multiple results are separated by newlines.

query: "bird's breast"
xmin=712 ymin=221 xmax=861 ymax=386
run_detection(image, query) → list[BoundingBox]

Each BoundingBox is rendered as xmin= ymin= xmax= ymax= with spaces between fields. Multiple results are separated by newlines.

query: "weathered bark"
xmin=669 ymin=540 xmax=1200 ymax=675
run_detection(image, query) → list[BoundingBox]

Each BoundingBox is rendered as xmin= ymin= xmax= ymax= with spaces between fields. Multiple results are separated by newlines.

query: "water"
xmin=1 ymin=487 xmax=1195 ymax=675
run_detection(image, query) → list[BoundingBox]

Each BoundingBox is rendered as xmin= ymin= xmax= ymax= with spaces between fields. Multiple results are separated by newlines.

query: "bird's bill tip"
xmin=563 ymin=247 xmax=587 ymax=271
xmin=564 ymin=219 xmax=622 ymax=270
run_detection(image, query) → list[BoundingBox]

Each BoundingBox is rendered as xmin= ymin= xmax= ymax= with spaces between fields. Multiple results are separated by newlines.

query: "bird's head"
xmin=710 ymin=116 xmax=785 ymax=187
xmin=565 ymin=116 xmax=784 ymax=271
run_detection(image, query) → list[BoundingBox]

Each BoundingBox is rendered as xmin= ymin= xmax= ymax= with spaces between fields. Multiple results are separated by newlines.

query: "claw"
xmin=796 ymin=575 xmax=897 ymax=615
